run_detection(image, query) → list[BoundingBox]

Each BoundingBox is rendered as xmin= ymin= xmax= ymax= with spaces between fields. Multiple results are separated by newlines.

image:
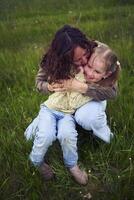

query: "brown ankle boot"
xmin=39 ymin=162 xmax=54 ymax=181
xmin=69 ymin=165 xmax=88 ymax=185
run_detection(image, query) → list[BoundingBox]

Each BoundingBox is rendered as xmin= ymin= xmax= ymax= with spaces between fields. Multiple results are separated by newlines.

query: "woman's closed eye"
xmin=84 ymin=50 xmax=89 ymax=57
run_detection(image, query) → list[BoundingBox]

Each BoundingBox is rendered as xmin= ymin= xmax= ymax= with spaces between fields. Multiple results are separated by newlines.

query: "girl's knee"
xmin=34 ymin=133 xmax=56 ymax=147
xmin=57 ymin=124 xmax=77 ymax=145
xmin=57 ymin=115 xmax=77 ymax=140
xmin=57 ymin=129 xmax=77 ymax=141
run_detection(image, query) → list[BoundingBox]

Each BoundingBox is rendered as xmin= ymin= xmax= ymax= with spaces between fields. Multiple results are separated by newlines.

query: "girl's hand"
xmin=47 ymin=82 xmax=65 ymax=92
xmin=67 ymin=78 xmax=88 ymax=93
xmin=47 ymin=83 xmax=56 ymax=91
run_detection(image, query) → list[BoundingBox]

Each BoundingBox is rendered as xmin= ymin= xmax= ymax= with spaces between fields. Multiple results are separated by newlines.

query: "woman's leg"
xmin=29 ymin=106 xmax=57 ymax=166
xmin=75 ymin=101 xmax=113 ymax=143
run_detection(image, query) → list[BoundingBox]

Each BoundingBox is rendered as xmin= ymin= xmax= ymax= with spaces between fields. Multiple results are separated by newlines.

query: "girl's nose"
xmin=89 ymin=70 xmax=94 ymax=78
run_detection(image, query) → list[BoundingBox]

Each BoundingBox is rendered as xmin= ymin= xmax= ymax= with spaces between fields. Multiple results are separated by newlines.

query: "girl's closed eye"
xmin=95 ymin=70 xmax=101 ymax=74
xmin=87 ymin=64 xmax=92 ymax=69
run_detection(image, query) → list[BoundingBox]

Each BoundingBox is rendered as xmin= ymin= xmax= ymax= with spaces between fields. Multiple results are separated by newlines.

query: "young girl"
xmin=25 ymin=43 xmax=120 ymax=185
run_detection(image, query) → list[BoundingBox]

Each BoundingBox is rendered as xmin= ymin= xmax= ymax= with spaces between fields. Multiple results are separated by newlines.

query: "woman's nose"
xmin=81 ymin=56 xmax=88 ymax=66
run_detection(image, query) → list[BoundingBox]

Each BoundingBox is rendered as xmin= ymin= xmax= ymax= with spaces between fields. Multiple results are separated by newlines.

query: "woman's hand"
xmin=48 ymin=78 xmax=88 ymax=93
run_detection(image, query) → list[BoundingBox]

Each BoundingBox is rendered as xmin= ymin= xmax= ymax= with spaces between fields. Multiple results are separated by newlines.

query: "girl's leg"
xmin=57 ymin=114 xmax=78 ymax=168
xmin=75 ymin=101 xmax=113 ymax=143
xmin=30 ymin=106 xmax=57 ymax=167
xmin=57 ymin=114 xmax=88 ymax=185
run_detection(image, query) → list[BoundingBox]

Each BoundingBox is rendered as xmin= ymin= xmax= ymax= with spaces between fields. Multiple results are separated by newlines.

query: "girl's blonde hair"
xmin=93 ymin=44 xmax=121 ymax=86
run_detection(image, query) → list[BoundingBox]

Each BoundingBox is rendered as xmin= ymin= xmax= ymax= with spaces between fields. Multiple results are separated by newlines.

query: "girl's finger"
xmin=52 ymin=84 xmax=64 ymax=88
xmin=53 ymin=88 xmax=66 ymax=92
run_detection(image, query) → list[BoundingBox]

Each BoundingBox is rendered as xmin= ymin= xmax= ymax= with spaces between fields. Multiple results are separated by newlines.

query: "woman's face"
xmin=83 ymin=53 xmax=108 ymax=83
xmin=73 ymin=46 xmax=89 ymax=67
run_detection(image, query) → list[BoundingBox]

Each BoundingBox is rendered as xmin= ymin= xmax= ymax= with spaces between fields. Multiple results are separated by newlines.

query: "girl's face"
xmin=73 ymin=46 xmax=89 ymax=67
xmin=84 ymin=53 xmax=109 ymax=83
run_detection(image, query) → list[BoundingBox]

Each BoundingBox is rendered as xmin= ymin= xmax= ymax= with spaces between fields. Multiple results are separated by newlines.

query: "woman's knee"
xmin=75 ymin=101 xmax=106 ymax=130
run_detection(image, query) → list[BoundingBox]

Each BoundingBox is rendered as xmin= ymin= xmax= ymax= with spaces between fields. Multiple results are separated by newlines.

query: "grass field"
xmin=0 ymin=0 xmax=134 ymax=199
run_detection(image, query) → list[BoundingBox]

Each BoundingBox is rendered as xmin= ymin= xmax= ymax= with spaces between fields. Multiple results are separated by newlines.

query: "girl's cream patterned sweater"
xmin=44 ymin=72 xmax=92 ymax=114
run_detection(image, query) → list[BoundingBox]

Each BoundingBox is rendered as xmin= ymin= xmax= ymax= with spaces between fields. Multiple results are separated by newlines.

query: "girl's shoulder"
xmin=75 ymin=71 xmax=85 ymax=82
xmin=95 ymin=40 xmax=109 ymax=48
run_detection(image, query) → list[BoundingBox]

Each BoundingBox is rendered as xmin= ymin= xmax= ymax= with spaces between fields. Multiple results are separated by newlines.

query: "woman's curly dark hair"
xmin=40 ymin=25 xmax=97 ymax=83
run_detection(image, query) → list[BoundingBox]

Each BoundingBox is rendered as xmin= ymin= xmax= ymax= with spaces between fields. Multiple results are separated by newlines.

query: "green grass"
xmin=0 ymin=0 xmax=134 ymax=199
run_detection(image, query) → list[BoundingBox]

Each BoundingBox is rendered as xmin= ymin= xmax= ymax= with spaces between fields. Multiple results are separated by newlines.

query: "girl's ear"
xmin=78 ymin=66 xmax=84 ymax=73
xmin=103 ymin=71 xmax=112 ymax=79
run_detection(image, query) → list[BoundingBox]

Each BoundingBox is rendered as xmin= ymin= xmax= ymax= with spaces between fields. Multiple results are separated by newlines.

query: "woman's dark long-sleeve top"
xmin=35 ymin=67 xmax=117 ymax=101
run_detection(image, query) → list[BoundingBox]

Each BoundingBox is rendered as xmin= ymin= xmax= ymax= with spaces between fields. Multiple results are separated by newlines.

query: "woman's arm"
xmin=36 ymin=66 xmax=118 ymax=101
xmin=85 ymin=82 xmax=117 ymax=101
xmin=35 ymin=67 xmax=49 ymax=94
xmin=69 ymin=79 xmax=118 ymax=101
xmin=50 ymin=78 xmax=118 ymax=101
